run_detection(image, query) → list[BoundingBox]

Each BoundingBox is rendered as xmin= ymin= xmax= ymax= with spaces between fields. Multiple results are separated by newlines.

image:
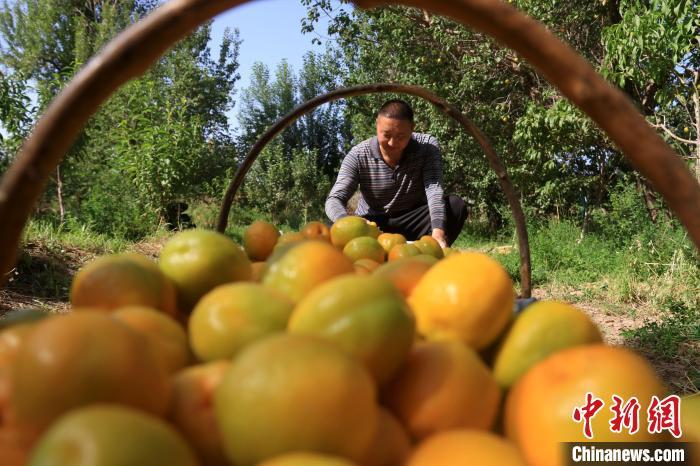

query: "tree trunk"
xmin=579 ymin=207 xmax=589 ymax=241
xmin=56 ymin=165 xmax=65 ymax=224
xmin=486 ymin=203 xmax=503 ymax=234
xmin=693 ymin=85 xmax=700 ymax=184
xmin=580 ymin=153 xmax=606 ymax=238
xmin=635 ymin=175 xmax=658 ymax=223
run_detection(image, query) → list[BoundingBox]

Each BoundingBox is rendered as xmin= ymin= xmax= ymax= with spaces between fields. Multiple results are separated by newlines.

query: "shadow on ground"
xmin=622 ymin=304 xmax=700 ymax=395
xmin=1 ymin=241 xmax=94 ymax=309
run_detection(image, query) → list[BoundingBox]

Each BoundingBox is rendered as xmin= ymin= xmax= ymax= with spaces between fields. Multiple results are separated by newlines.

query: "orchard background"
xmin=0 ymin=0 xmax=698 ymax=395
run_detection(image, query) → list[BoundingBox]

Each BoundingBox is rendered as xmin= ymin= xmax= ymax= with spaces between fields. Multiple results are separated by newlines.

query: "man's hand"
xmin=432 ymin=228 xmax=448 ymax=249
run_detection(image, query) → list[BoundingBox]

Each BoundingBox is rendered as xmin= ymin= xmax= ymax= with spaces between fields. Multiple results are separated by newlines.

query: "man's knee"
xmin=447 ymin=194 xmax=469 ymax=222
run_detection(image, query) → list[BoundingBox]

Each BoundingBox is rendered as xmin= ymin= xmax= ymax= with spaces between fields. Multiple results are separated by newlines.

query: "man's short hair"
xmin=377 ymin=99 xmax=414 ymax=123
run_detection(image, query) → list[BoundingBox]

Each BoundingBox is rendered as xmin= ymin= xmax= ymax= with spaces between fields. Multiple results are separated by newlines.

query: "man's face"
xmin=376 ymin=115 xmax=413 ymax=160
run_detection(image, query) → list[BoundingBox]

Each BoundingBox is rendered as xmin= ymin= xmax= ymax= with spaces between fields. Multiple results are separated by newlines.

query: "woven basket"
xmin=1 ymin=0 xmax=698 ymax=291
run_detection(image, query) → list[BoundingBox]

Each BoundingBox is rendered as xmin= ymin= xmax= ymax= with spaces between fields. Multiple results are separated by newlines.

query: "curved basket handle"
xmin=358 ymin=0 xmax=700 ymax=246
xmin=1 ymin=0 xmax=699 ymax=288
xmin=217 ymin=83 xmax=533 ymax=297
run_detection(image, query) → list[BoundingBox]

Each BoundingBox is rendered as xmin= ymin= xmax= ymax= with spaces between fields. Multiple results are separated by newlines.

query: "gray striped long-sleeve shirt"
xmin=325 ymin=133 xmax=446 ymax=230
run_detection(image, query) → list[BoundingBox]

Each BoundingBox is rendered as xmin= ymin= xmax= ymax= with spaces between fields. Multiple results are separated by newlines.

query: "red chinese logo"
xmin=648 ymin=395 xmax=682 ymax=438
xmin=609 ymin=395 xmax=640 ymax=434
xmin=572 ymin=392 xmax=605 ymax=439
xmin=572 ymin=394 xmax=683 ymax=439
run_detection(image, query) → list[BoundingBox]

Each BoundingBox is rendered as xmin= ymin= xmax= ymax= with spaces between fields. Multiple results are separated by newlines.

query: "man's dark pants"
xmin=362 ymin=195 xmax=468 ymax=246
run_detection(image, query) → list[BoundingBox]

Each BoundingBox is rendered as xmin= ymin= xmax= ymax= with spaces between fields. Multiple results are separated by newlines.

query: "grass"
xmin=8 ymin=219 xmax=173 ymax=301
xmin=23 ymin=218 xmax=133 ymax=254
xmin=622 ymin=299 xmax=699 ymax=357
xmin=622 ymin=299 xmax=700 ymax=393
xmin=464 ymin=218 xmax=700 ymax=309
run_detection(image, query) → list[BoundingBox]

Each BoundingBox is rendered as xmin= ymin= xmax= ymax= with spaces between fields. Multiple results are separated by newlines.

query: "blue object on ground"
xmin=513 ymin=297 xmax=538 ymax=315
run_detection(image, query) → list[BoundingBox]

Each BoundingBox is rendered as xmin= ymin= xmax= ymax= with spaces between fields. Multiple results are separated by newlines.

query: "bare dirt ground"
xmin=1 ymin=240 xmax=697 ymax=395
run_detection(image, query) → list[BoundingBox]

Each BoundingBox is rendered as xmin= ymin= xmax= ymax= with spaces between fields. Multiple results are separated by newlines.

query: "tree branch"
xmin=649 ymin=117 xmax=697 ymax=145
xmin=672 ymin=69 xmax=696 ymax=122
